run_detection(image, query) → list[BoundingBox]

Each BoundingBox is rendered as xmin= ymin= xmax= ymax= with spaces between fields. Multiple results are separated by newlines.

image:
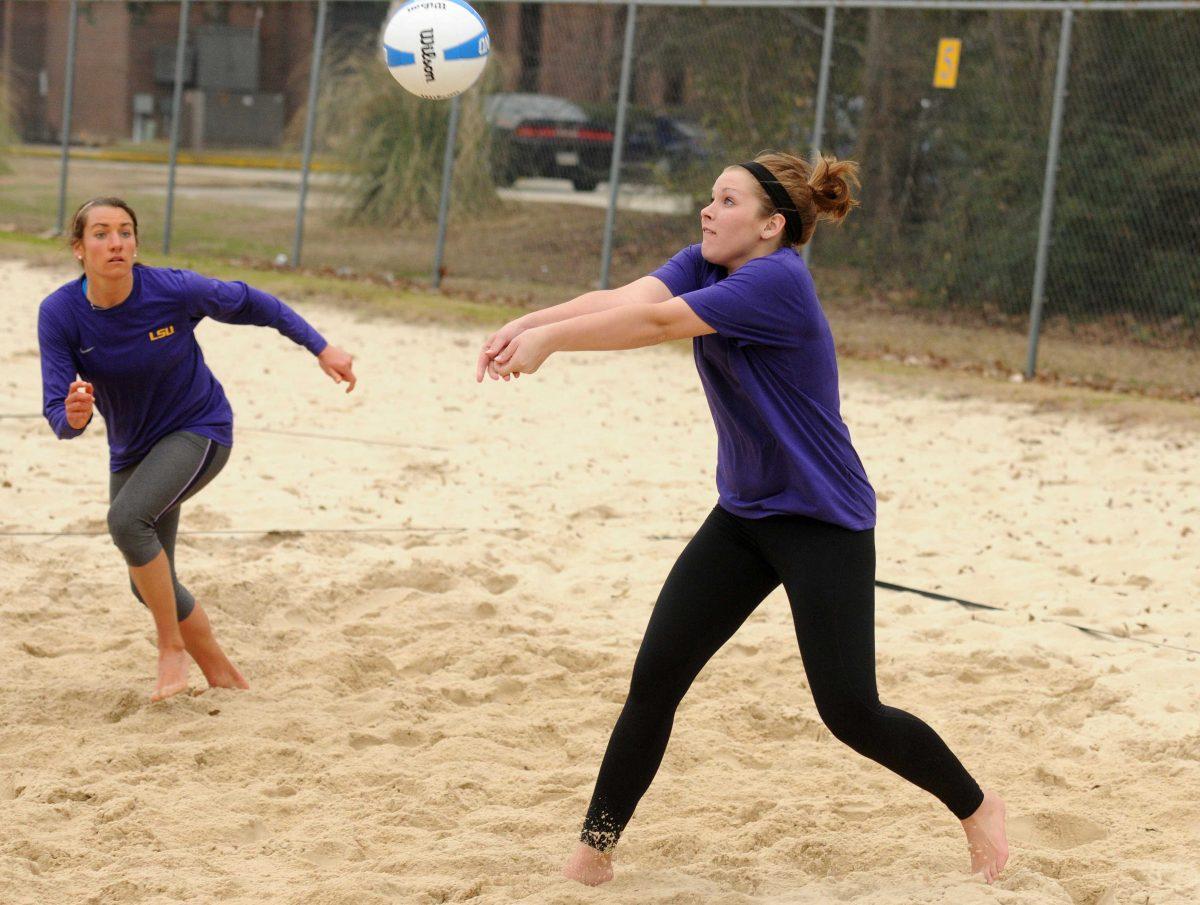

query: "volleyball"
xmin=383 ymin=0 xmax=491 ymax=100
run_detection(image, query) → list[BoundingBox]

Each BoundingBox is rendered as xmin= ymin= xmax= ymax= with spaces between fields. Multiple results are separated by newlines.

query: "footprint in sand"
xmin=186 ymin=505 xmax=233 ymax=531
xmin=283 ymin=607 xmax=314 ymax=626
xmin=328 ymin=651 xmax=398 ymax=691
xmin=302 ymin=840 xmax=354 ymax=867
xmin=363 ymin=562 xmax=458 ymax=594
xmin=1009 ymin=811 xmax=1109 ymax=850
xmin=400 ymin=652 xmax=452 ymax=676
xmin=232 ymin=818 xmax=268 ymax=843
xmin=95 ymin=797 xmax=137 ymax=824
xmin=571 ymin=504 xmax=621 ymax=521
xmin=19 ymin=642 xmax=61 ymax=658
xmin=44 ymin=786 xmax=94 ymax=804
xmin=104 ymin=690 xmax=144 ymax=724
xmin=1 ymin=775 xmax=21 ymax=801
xmin=486 ymin=677 xmax=525 ymax=704
xmin=348 ymin=728 xmax=427 ymax=750
xmin=464 ymin=563 xmax=518 ymax=595
xmin=62 ymin=516 xmax=107 ymax=534
xmin=387 ymin=728 xmax=426 ymax=747
xmin=348 ymin=730 xmax=388 ymax=749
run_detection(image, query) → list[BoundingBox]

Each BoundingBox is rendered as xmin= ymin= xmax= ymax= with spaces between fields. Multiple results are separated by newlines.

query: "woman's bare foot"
xmin=961 ymin=789 xmax=1008 ymax=884
xmin=179 ymin=603 xmax=250 ymax=691
xmin=561 ymin=842 xmax=614 ymax=886
xmin=151 ymin=646 xmax=190 ymax=701
xmin=192 ymin=656 xmax=249 ymax=692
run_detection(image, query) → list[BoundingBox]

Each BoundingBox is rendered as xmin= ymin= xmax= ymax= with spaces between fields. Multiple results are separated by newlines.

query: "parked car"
xmin=624 ymin=114 xmax=713 ymax=179
xmin=483 ymin=93 xmax=714 ymax=192
xmin=483 ymin=92 xmax=615 ymax=192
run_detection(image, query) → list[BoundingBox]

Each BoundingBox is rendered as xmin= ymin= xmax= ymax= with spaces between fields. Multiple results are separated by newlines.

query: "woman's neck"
xmin=84 ymin=270 xmax=135 ymax=309
xmin=726 ymin=241 xmax=783 ymax=275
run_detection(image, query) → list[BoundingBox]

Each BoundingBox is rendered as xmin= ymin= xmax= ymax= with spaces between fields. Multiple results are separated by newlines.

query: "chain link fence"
xmin=1 ymin=0 xmax=1198 ymax=394
xmin=815 ymin=7 xmax=1057 ymax=323
xmin=1051 ymin=10 xmax=1200 ymax=345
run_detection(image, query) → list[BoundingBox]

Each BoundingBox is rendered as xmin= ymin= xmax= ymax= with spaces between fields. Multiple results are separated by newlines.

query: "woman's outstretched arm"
xmin=476 ymin=277 xmax=673 ymax=381
xmin=490 ymin=299 xmax=714 ymax=377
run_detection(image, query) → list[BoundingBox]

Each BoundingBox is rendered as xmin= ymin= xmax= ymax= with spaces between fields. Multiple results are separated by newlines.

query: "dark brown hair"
xmin=69 ymin=197 xmax=139 ymax=250
xmin=741 ymin=152 xmax=860 ymax=247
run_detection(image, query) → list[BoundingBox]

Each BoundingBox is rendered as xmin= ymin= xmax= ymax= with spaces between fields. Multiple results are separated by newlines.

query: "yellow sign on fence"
xmin=934 ymin=38 xmax=962 ymax=89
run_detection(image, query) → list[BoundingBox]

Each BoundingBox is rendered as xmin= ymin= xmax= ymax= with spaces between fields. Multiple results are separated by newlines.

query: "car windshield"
xmin=484 ymin=93 xmax=589 ymax=128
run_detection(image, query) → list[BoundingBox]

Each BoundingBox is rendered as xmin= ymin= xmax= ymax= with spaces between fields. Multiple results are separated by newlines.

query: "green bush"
xmin=315 ymin=34 xmax=501 ymax=226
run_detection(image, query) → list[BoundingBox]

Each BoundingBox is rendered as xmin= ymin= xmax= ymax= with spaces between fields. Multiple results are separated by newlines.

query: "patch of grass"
xmin=11 ymin=228 xmax=1196 ymax=434
xmin=0 ymin=230 xmax=526 ymax=330
xmin=3 ymin=154 xmax=1197 ymax=404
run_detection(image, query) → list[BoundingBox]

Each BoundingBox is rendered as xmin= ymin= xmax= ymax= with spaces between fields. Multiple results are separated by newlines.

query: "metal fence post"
xmin=1025 ymin=7 xmax=1074 ymax=380
xmin=598 ymin=0 xmax=638 ymax=290
xmin=292 ymin=0 xmax=329 ymax=268
xmin=2 ymin=2 xmax=15 ymax=130
xmin=432 ymin=94 xmax=462 ymax=289
xmin=803 ymin=3 xmax=836 ymax=267
xmin=163 ymin=0 xmax=190 ymax=256
xmin=55 ymin=0 xmax=79 ymax=235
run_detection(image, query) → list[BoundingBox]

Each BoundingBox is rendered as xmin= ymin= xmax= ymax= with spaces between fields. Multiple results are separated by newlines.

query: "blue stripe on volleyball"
xmin=443 ymin=0 xmax=487 ymax=30
xmin=444 ymin=30 xmax=490 ymax=61
xmin=384 ymin=45 xmax=416 ymax=67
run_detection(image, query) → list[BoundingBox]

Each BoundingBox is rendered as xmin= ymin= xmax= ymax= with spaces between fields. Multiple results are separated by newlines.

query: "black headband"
xmin=738 ymin=161 xmax=803 ymax=245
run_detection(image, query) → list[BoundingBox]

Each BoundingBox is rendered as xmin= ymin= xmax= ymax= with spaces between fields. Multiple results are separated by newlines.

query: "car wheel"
xmin=492 ymin=163 xmax=518 ymax=187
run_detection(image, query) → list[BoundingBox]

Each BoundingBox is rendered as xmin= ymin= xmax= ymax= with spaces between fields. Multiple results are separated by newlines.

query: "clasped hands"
xmin=475 ymin=318 xmax=552 ymax=382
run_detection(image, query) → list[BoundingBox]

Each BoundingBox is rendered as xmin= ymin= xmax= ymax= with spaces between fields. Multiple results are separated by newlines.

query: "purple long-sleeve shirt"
xmin=38 ymin=265 xmax=326 ymax=471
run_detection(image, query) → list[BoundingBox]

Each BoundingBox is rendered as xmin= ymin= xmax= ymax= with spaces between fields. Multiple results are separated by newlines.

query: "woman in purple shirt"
xmin=477 ymin=154 xmax=1008 ymax=886
xmin=39 ymin=198 xmax=356 ymax=702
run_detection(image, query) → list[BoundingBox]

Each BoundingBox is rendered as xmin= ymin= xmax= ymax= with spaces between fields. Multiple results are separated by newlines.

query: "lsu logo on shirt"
xmin=149 ymin=325 xmax=176 ymax=342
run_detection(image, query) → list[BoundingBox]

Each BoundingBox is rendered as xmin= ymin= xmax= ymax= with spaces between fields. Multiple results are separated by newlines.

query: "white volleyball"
xmin=383 ymin=0 xmax=491 ymax=100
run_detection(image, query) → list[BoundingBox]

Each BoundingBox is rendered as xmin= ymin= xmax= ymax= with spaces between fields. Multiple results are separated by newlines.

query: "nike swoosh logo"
xmin=79 ymin=347 xmax=95 ymax=354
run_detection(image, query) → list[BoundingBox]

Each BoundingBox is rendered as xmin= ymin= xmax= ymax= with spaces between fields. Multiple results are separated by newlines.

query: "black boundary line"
xmin=0 ymin=416 xmax=446 ymax=451
xmin=3 ymin=418 xmax=1194 ymax=655
xmin=239 ymin=426 xmax=447 ymax=452
xmin=4 ymin=527 xmax=1193 ymax=655
xmin=876 ymin=580 xmax=1200 ymax=656
xmin=0 ymin=527 xmax=470 ymax=538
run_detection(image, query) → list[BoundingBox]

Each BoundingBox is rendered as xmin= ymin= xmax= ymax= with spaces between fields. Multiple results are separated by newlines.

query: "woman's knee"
xmin=812 ymin=688 xmax=883 ymax=747
xmin=107 ymin=503 xmax=155 ymax=564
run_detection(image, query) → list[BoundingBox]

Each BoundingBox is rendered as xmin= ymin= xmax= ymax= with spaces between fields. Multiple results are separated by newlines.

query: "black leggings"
xmin=580 ymin=505 xmax=983 ymax=852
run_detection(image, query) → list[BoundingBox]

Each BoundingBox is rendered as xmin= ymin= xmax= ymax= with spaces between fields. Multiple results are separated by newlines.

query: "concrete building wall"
xmin=538 ymin=5 xmax=621 ymax=105
xmin=44 ymin=0 xmax=132 ymax=142
xmin=7 ymin=1 xmax=681 ymax=147
xmin=2 ymin=0 xmax=50 ymax=141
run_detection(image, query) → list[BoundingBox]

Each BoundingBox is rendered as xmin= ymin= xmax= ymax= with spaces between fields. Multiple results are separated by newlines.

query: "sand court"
xmin=1 ymin=258 xmax=1198 ymax=903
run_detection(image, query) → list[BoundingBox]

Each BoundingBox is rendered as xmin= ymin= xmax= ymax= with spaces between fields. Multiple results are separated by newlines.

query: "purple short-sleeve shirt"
xmin=653 ymin=244 xmax=875 ymax=530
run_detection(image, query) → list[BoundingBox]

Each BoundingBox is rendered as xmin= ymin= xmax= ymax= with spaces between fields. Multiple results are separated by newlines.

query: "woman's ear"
xmin=761 ymin=213 xmax=786 ymax=241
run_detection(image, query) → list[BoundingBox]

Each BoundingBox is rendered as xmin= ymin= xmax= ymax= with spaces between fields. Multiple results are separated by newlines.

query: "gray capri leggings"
xmin=108 ymin=430 xmax=230 ymax=621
